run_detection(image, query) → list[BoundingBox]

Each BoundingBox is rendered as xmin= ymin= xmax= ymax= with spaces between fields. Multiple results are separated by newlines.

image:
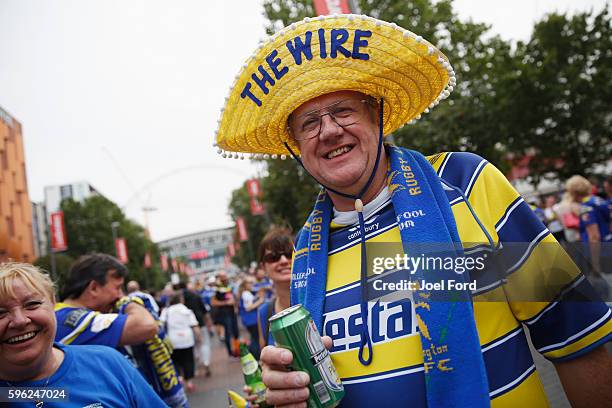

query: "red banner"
xmin=236 ymin=216 xmax=249 ymax=242
xmin=246 ymin=179 xmax=265 ymax=215
xmin=160 ymin=254 xmax=169 ymax=271
xmin=115 ymin=238 xmax=128 ymax=264
xmin=185 ymin=265 xmax=195 ymax=276
xmin=190 ymin=249 xmax=209 ymax=260
xmin=171 ymin=258 xmax=178 ymax=272
xmin=312 ymin=0 xmax=352 ymax=15
xmin=144 ymin=252 xmax=151 ymax=268
xmin=50 ymin=211 xmax=68 ymax=252
xmin=227 ymin=242 xmax=236 ymax=257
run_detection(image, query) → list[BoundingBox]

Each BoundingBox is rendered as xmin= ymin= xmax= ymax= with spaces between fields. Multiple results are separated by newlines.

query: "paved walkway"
xmin=187 ymin=333 xmax=246 ymax=407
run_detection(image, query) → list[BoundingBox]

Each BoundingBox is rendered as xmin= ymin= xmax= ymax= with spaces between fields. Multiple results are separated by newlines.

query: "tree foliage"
xmin=33 ymin=253 xmax=74 ymax=296
xmin=500 ymin=6 xmax=611 ymax=183
xmin=56 ymin=196 xmax=166 ymax=290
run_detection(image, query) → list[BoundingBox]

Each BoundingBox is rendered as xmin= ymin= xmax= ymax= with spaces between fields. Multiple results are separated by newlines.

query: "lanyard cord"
xmin=283 ymin=98 xmax=385 ymax=365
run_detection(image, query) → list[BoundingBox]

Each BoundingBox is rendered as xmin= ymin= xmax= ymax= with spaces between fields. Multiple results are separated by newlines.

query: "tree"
xmin=499 ymin=6 xmax=611 ymax=183
xmin=227 ymin=160 xmax=320 ymax=267
xmin=33 ymin=253 xmax=75 ymax=297
xmin=58 ymin=196 xmax=165 ymax=291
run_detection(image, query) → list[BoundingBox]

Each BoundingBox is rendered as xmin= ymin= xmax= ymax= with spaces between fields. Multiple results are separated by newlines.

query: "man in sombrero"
xmin=215 ymin=15 xmax=612 ymax=408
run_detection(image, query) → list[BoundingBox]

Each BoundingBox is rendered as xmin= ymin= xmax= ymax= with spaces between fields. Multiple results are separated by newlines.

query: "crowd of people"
xmin=0 ymin=226 xmax=295 ymax=407
xmin=528 ymin=175 xmax=611 ymax=278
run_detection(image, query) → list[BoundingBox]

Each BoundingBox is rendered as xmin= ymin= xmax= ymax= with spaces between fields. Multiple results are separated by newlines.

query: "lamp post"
xmin=111 ymin=221 xmax=120 ymax=256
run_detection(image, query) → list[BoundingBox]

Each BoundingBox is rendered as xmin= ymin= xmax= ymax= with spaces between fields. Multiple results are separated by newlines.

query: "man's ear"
xmin=86 ymin=280 xmax=99 ymax=297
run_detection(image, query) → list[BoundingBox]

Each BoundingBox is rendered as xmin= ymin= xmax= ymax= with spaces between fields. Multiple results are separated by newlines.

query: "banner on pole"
xmin=312 ymin=0 xmax=353 ymax=15
xmin=115 ymin=238 xmax=128 ymax=264
xmin=246 ymin=179 xmax=265 ymax=215
xmin=236 ymin=217 xmax=249 ymax=242
xmin=160 ymin=254 xmax=169 ymax=272
xmin=50 ymin=211 xmax=68 ymax=252
xmin=144 ymin=252 xmax=151 ymax=268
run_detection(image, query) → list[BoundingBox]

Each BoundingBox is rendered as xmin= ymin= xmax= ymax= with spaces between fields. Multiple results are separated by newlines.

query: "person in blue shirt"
xmin=566 ymin=175 xmax=612 ymax=275
xmin=0 ymin=262 xmax=166 ymax=407
xmin=238 ymin=276 xmax=265 ymax=359
xmin=216 ymin=15 xmax=611 ymax=408
xmin=55 ymin=253 xmax=188 ymax=407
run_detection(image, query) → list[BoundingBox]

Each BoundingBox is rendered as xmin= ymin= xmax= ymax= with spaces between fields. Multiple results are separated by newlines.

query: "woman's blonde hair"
xmin=0 ymin=262 xmax=56 ymax=302
xmin=565 ymin=175 xmax=592 ymax=201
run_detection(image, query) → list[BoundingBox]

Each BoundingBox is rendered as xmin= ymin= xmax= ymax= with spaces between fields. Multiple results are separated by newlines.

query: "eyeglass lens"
xmin=291 ymin=99 xmax=369 ymax=141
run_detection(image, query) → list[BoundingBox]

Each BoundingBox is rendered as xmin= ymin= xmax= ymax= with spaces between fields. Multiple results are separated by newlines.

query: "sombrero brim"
xmin=215 ymin=14 xmax=455 ymax=157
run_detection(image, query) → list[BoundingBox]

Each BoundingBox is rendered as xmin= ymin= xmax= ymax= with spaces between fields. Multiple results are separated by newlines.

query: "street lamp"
xmin=111 ymin=221 xmax=120 ymax=256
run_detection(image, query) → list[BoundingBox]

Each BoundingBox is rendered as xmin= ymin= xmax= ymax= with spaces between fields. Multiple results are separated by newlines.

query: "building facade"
xmin=157 ymin=227 xmax=234 ymax=276
xmin=44 ymin=181 xmax=101 ymax=214
xmin=0 ymin=106 xmax=35 ymax=262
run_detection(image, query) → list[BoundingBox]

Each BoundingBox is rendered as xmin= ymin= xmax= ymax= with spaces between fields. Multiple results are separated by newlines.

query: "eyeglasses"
xmin=262 ymin=250 xmax=293 ymax=263
xmin=288 ymin=98 xmax=374 ymax=141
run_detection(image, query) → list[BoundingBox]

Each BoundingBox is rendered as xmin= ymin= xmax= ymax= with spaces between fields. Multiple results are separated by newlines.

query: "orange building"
xmin=0 ymin=106 xmax=35 ymax=262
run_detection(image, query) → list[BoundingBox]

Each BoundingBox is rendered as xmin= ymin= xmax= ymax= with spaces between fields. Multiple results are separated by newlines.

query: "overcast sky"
xmin=0 ymin=0 xmax=607 ymax=242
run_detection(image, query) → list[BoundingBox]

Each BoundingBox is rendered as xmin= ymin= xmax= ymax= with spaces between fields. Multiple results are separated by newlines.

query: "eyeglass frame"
xmin=286 ymin=96 xmax=378 ymax=141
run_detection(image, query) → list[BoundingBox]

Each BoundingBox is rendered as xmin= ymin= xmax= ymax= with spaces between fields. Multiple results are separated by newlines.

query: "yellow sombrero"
xmin=215 ymin=14 xmax=455 ymax=158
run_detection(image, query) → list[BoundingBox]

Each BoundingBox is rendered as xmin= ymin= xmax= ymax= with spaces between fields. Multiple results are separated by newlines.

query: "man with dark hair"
xmin=55 ymin=253 xmax=157 ymax=347
xmin=55 ymin=253 xmax=189 ymax=407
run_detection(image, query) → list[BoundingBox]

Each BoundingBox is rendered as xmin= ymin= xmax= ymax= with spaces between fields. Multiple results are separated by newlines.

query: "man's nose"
xmin=318 ymin=113 xmax=343 ymax=141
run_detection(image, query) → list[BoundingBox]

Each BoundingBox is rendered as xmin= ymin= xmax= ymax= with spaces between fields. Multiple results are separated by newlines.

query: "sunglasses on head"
xmin=262 ymin=251 xmax=293 ymax=263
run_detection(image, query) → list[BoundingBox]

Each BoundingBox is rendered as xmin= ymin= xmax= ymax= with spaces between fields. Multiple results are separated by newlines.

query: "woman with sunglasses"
xmin=255 ymin=227 xmax=293 ymax=349
xmin=243 ymin=227 xmax=293 ymax=407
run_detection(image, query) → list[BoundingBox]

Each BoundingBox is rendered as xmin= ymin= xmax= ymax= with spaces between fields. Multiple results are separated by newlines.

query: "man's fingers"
xmin=322 ymin=335 xmax=333 ymax=350
xmin=262 ymin=368 xmax=309 ymax=389
xmin=261 ymin=345 xmax=293 ymax=366
xmin=265 ymin=387 xmax=310 ymax=406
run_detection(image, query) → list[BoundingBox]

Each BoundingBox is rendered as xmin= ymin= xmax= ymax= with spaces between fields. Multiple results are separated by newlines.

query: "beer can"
xmin=269 ymin=304 xmax=344 ymax=408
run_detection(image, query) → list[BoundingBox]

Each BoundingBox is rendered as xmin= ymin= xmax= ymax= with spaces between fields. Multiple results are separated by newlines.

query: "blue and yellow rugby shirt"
xmin=579 ymin=195 xmax=612 ymax=243
xmin=55 ymin=303 xmax=127 ymax=347
xmin=309 ymin=152 xmax=612 ymax=407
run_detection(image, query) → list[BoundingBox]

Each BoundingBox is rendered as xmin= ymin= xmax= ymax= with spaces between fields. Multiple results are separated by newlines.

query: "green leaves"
xmin=55 ymin=196 xmax=165 ymax=290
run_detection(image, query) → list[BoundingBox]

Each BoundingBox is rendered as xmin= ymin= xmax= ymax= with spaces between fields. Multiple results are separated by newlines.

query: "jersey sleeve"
xmin=465 ymin=155 xmax=612 ymax=362
xmin=579 ymin=203 xmax=597 ymax=228
xmin=56 ymin=307 xmax=128 ymax=348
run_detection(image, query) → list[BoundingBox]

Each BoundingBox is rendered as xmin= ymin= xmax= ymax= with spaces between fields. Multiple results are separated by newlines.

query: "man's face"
xmin=89 ymin=271 xmax=124 ymax=312
xmin=0 ymin=279 xmax=56 ymax=379
xmin=291 ymin=91 xmax=380 ymax=194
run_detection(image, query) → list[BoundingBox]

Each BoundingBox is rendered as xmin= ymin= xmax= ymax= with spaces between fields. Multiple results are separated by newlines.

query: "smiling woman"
xmin=0 ymin=262 xmax=167 ymax=407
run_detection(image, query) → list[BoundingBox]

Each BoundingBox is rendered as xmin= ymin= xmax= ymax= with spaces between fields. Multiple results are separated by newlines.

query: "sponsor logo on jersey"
xmin=323 ymin=300 xmax=416 ymax=353
xmin=64 ymin=308 xmax=89 ymax=328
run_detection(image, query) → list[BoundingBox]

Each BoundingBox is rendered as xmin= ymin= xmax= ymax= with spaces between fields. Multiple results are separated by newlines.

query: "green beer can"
xmin=269 ymin=304 xmax=344 ymax=408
